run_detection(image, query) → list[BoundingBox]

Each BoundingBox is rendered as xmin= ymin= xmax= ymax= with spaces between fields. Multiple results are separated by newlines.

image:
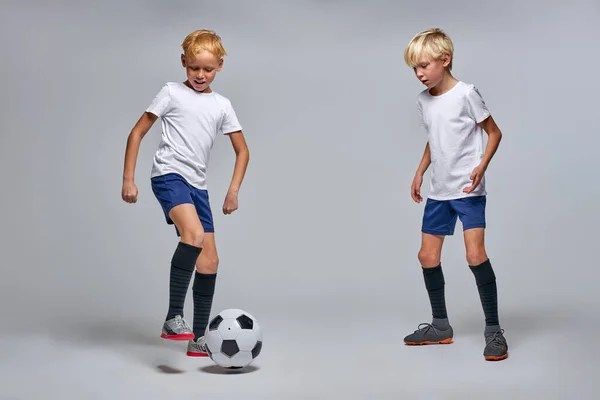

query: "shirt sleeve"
xmin=465 ymin=86 xmax=491 ymax=123
xmin=416 ymin=99 xmax=429 ymax=136
xmin=220 ymin=100 xmax=243 ymax=135
xmin=417 ymin=100 xmax=425 ymax=129
xmin=146 ymin=84 xmax=172 ymax=118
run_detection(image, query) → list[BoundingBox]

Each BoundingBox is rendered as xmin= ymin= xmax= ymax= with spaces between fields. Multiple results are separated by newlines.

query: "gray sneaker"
xmin=404 ymin=321 xmax=454 ymax=345
xmin=484 ymin=327 xmax=508 ymax=361
xmin=161 ymin=315 xmax=194 ymax=341
xmin=187 ymin=336 xmax=209 ymax=357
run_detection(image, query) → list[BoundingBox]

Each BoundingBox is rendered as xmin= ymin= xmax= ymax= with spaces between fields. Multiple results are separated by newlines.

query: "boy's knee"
xmin=181 ymin=228 xmax=204 ymax=248
xmin=197 ymin=256 xmax=219 ymax=274
xmin=466 ymin=249 xmax=488 ymax=266
xmin=418 ymin=250 xmax=440 ymax=268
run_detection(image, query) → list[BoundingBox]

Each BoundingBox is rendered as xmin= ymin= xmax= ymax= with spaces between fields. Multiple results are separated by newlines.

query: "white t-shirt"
xmin=417 ymin=81 xmax=491 ymax=201
xmin=146 ymin=82 xmax=242 ymax=190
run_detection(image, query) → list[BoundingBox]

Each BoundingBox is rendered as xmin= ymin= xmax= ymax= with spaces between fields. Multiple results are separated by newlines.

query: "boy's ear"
xmin=181 ymin=54 xmax=186 ymax=67
xmin=217 ymin=57 xmax=224 ymax=71
xmin=442 ymin=53 xmax=452 ymax=68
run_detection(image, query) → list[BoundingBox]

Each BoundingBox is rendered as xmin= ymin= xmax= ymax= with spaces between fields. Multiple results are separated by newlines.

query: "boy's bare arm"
xmin=121 ymin=112 xmax=158 ymax=203
xmin=463 ymin=115 xmax=502 ymax=194
xmin=226 ymin=131 xmax=249 ymax=194
xmin=478 ymin=116 xmax=502 ymax=169
xmin=222 ymin=131 xmax=249 ymax=214
xmin=416 ymin=142 xmax=431 ymax=177
xmin=411 ymin=142 xmax=431 ymax=203
xmin=123 ymin=112 xmax=158 ymax=182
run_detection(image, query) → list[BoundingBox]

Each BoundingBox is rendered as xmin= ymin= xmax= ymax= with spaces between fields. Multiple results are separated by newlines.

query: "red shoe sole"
xmin=161 ymin=333 xmax=195 ymax=341
xmin=187 ymin=352 xmax=209 ymax=357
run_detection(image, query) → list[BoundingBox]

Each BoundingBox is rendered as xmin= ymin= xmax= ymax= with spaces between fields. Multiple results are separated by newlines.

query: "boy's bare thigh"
xmin=169 ymin=203 xmax=205 ymax=246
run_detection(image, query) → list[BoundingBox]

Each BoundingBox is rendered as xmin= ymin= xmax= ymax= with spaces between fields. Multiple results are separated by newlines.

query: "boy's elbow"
xmin=236 ymin=147 xmax=249 ymax=160
xmin=129 ymin=129 xmax=146 ymax=142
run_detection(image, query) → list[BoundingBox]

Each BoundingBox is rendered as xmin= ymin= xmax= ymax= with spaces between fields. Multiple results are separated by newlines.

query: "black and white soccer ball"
xmin=204 ymin=308 xmax=263 ymax=369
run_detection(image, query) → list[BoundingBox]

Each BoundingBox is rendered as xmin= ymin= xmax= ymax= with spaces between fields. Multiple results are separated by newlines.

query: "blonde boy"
xmin=402 ymin=28 xmax=508 ymax=361
xmin=121 ymin=30 xmax=249 ymax=357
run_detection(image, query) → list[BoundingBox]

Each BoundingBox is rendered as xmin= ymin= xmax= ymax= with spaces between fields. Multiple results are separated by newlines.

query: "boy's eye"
xmin=189 ymin=67 xmax=214 ymax=72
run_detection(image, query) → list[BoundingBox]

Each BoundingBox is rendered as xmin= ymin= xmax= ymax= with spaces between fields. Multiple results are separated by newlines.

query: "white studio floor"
xmin=0 ymin=304 xmax=595 ymax=400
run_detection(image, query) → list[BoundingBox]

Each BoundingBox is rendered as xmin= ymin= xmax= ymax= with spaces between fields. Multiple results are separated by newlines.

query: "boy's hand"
xmin=463 ymin=164 xmax=486 ymax=194
xmin=411 ymin=174 xmax=424 ymax=203
xmin=122 ymin=180 xmax=138 ymax=203
xmin=223 ymin=191 xmax=238 ymax=215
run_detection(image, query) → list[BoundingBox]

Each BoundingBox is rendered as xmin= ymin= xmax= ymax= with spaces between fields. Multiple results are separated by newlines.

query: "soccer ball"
xmin=204 ymin=308 xmax=263 ymax=369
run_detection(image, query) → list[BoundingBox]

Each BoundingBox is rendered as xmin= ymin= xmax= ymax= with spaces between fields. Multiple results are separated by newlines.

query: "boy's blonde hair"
xmin=181 ymin=30 xmax=227 ymax=59
xmin=404 ymin=28 xmax=454 ymax=70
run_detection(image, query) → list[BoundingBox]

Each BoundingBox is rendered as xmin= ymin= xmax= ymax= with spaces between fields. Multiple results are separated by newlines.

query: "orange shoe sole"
xmin=404 ymin=337 xmax=453 ymax=345
xmin=485 ymin=353 xmax=508 ymax=361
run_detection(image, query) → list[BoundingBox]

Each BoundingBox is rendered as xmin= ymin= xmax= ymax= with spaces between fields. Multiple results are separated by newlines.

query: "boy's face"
xmin=413 ymin=54 xmax=450 ymax=89
xmin=181 ymin=50 xmax=223 ymax=93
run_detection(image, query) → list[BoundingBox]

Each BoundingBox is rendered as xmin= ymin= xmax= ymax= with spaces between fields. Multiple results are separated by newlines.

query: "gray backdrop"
xmin=1 ymin=0 xmax=598 ymax=399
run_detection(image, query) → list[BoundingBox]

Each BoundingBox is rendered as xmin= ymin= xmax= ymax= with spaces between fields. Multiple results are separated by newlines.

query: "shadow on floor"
xmin=156 ymin=364 xmax=186 ymax=374
xmin=450 ymin=304 xmax=586 ymax=348
xmin=199 ymin=365 xmax=260 ymax=375
xmin=40 ymin=317 xmax=163 ymax=347
xmin=32 ymin=317 xmax=267 ymax=374
xmin=34 ymin=317 xmax=191 ymax=371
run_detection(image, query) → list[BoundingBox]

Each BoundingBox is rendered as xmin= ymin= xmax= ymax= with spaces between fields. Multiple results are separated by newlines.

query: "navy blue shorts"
xmin=422 ymin=196 xmax=486 ymax=236
xmin=150 ymin=173 xmax=214 ymax=235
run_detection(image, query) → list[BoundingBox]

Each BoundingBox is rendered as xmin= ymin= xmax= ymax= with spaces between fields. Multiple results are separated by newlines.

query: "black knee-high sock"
xmin=422 ymin=264 xmax=448 ymax=320
xmin=469 ymin=259 xmax=499 ymax=326
xmin=166 ymin=242 xmax=202 ymax=321
xmin=192 ymin=272 xmax=217 ymax=339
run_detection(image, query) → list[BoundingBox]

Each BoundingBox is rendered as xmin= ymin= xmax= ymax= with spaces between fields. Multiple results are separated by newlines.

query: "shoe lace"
xmin=196 ymin=337 xmax=207 ymax=351
xmin=173 ymin=316 xmax=187 ymax=331
xmin=485 ymin=329 xmax=506 ymax=349
xmin=415 ymin=323 xmax=439 ymax=335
